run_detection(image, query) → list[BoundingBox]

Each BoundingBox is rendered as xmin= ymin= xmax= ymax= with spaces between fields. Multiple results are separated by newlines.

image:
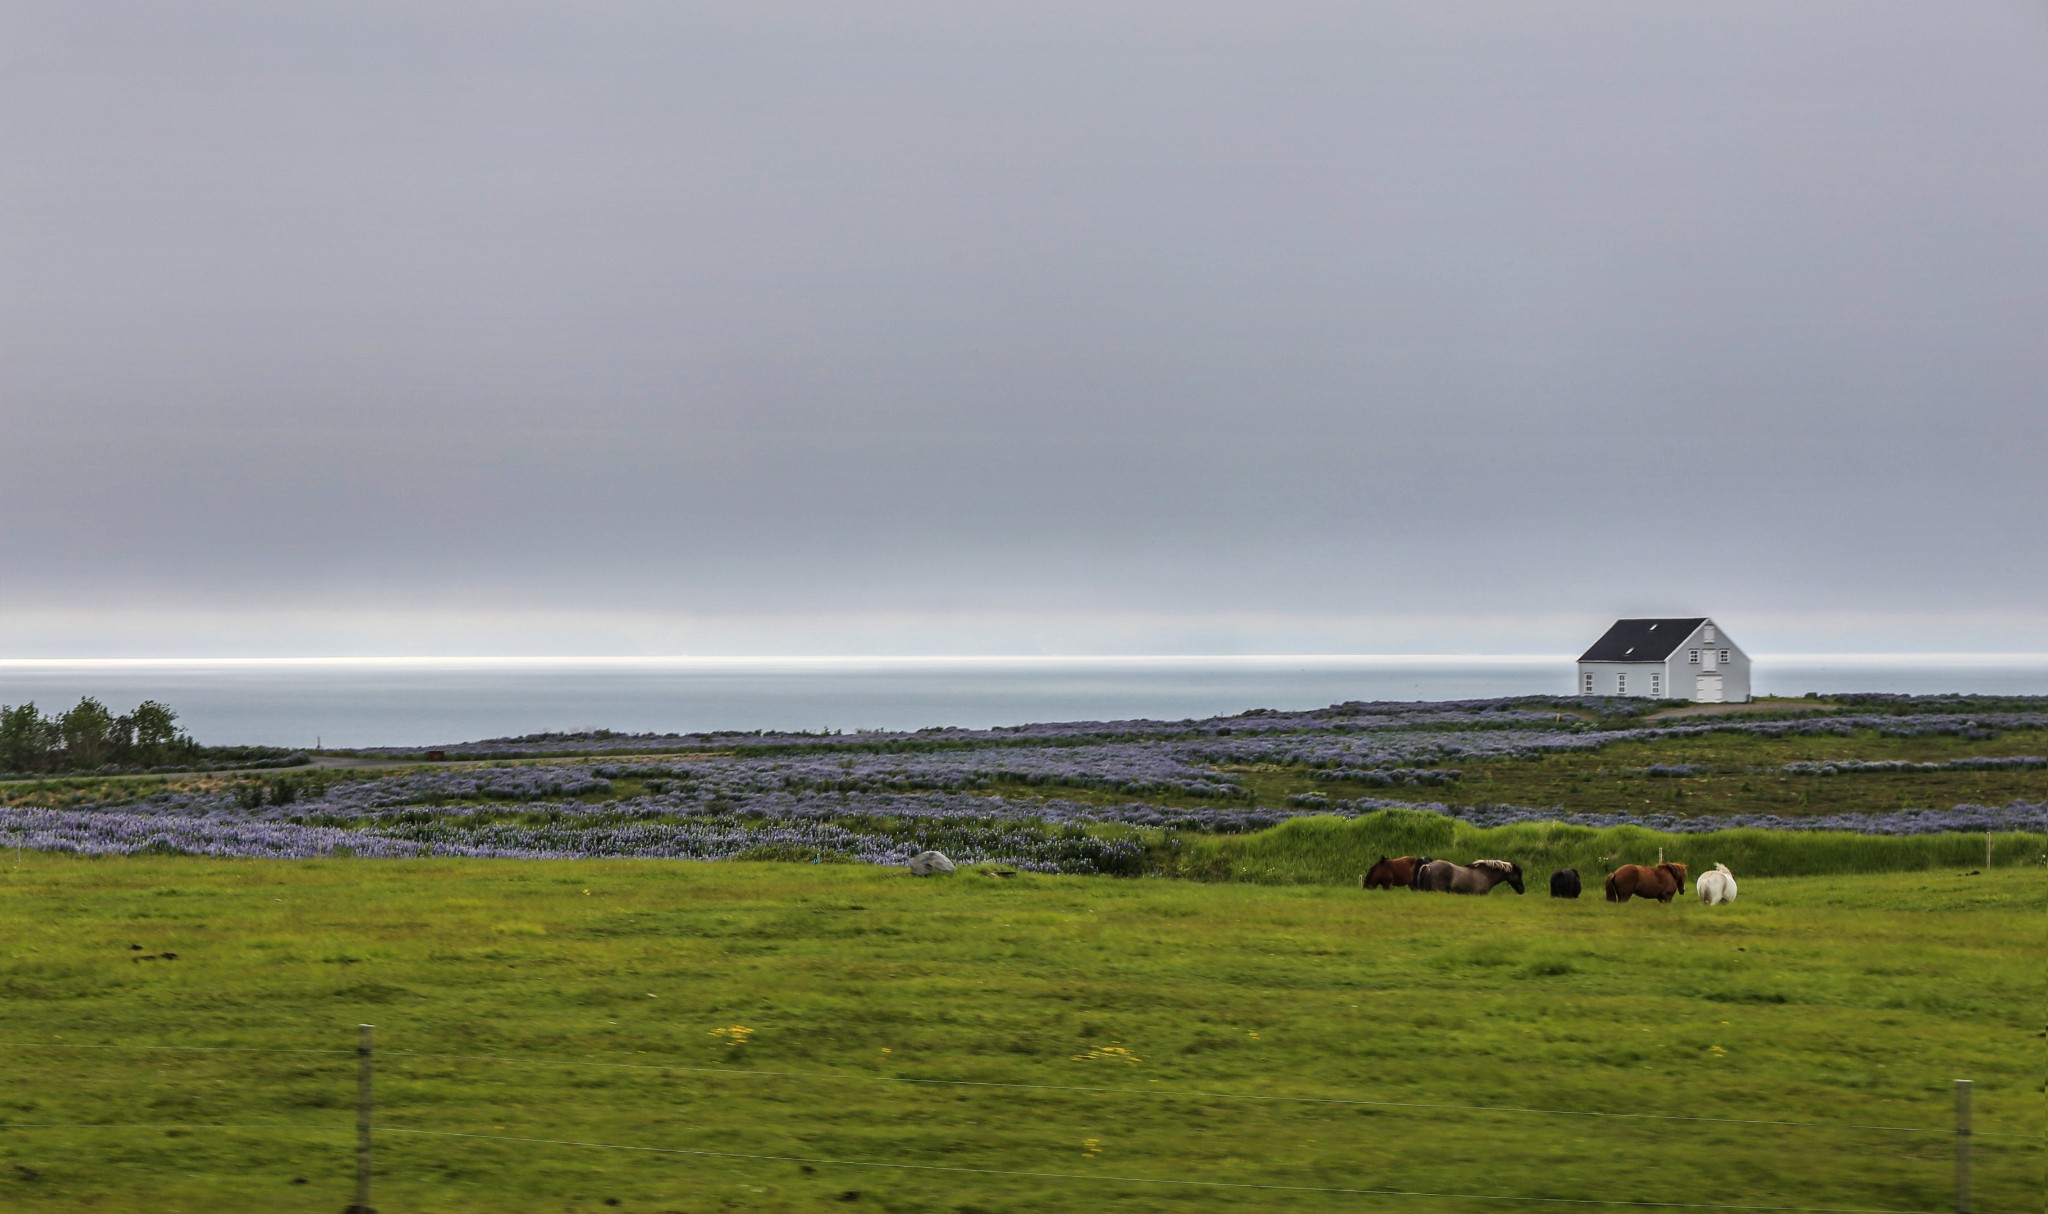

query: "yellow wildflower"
xmin=1071 ymin=1042 xmax=1142 ymax=1065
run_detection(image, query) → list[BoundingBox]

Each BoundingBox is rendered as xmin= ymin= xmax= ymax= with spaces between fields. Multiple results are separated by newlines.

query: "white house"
xmin=1576 ymin=617 xmax=1751 ymax=703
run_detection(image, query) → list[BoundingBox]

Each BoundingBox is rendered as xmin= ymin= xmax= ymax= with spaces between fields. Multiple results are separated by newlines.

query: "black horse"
xmin=1549 ymin=868 xmax=1582 ymax=898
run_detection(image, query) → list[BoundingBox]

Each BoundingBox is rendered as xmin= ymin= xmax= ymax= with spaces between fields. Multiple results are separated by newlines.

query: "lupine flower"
xmin=9 ymin=695 xmax=2041 ymax=870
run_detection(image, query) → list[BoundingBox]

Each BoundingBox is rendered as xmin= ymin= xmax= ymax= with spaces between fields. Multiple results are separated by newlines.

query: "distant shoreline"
xmin=7 ymin=659 xmax=2048 ymax=750
xmin=6 ymin=652 xmax=2048 ymax=667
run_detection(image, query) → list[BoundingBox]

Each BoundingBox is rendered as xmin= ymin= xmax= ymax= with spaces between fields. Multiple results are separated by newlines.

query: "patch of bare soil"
xmin=1644 ymin=698 xmax=1842 ymax=721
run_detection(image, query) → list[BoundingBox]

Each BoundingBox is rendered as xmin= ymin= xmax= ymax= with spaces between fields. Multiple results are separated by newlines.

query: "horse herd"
xmin=1364 ymin=856 xmax=1740 ymax=905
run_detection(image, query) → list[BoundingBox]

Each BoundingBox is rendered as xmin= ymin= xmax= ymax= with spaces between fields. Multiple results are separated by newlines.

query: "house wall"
xmin=1576 ymin=619 xmax=1751 ymax=701
xmin=1576 ymin=662 xmax=1673 ymax=698
xmin=1671 ymin=619 xmax=1751 ymax=702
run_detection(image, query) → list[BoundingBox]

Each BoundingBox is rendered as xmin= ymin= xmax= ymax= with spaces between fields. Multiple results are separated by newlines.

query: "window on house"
xmin=1704 ymin=625 xmax=1716 ymax=643
xmin=1618 ymin=673 xmax=1627 ymax=695
xmin=1719 ymin=649 xmax=1730 ymax=664
xmin=1651 ymin=673 xmax=1662 ymax=696
xmin=1582 ymin=672 xmax=1594 ymax=694
xmin=1689 ymin=649 xmax=1700 ymax=664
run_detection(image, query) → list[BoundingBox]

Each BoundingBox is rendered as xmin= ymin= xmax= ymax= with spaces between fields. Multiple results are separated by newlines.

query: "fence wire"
xmin=391 ymin=1123 xmax=1958 ymax=1214
xmin=7 ymin=1039 xmax=2039 ymax=1140
xmin=0 ymin=1117 xmax=1959 ymax=1214
xmin=381 ymin=1048 xmax=2042 ymax=1140
xmin=4 ymin=1036 xmax=2033 ymax=1214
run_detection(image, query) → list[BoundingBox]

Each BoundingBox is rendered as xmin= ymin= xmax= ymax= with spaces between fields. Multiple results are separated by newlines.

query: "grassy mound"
xmin=1172 ymin=808 xmax=2046 ymax=884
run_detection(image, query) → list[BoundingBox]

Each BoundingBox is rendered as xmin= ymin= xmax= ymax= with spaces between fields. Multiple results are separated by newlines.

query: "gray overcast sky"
xmin=4 ymin=2 xmax=2044 ymax=657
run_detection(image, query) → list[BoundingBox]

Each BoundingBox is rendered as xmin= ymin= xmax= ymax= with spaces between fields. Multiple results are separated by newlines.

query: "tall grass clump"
xmin=1175 ymin=809 xmax=2048 ymax=885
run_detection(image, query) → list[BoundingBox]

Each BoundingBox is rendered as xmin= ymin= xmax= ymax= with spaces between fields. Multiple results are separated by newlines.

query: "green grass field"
xmin=0 ymin=857 xmax=2039 ymax=1213
xmin=8 ymin=722 xmax=2043 ymax=823
xmin=1303 ymin=726 xmax=2048 ymax=819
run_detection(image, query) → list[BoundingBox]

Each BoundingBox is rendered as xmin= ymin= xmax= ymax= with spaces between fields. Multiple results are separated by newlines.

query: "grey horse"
xmin=1412 ymin=859 xmax=1525 ymax=894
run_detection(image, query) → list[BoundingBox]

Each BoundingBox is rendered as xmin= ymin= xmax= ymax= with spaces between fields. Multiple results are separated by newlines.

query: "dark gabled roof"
xmin=1578 ymin=618 xmax=1709 ymax=663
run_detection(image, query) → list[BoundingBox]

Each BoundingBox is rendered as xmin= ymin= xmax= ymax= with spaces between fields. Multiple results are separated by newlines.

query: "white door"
xmin=1696 ymin=674 xmax=1724 ymax=703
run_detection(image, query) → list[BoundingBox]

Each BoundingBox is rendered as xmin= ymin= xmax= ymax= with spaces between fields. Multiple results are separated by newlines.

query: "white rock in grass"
xmin=907 ymin=850 xmax=956 ymax=876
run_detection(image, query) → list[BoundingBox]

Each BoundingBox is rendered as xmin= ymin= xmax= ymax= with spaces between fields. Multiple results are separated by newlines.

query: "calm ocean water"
xmin=2 ymin=655 xmax=2045 ymax=749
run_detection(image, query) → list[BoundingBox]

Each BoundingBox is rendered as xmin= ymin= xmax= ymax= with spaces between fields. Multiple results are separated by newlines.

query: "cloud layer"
xmin=6 ymin=3 xmax=2043 ymax=655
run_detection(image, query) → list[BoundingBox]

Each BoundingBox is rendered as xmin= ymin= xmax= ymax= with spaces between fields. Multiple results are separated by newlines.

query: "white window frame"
xmin=1689 ymin=649 xmax=1700 ymax=664
xmin=1617 ymin=672 xmax=1627 ymax=695
xmin=1582 ymin=672 xmax=1594 ymax=694
xmin=1650 ymin=673 xmax=1662 ymax=696
xmin=1719 ymin=649 xmax=1730 ymax=664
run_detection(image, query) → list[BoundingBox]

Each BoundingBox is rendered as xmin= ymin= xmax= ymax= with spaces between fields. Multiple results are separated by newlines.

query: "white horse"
xmin=1697 ymin=863 xmax=1737 ymax=905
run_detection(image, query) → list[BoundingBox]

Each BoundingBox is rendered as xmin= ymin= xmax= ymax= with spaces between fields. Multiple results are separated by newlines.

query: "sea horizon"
xmin=6 ymin=650 xmax=2046 ymax=667
xmin=4 ymin=652 xmax=2045 ymax=749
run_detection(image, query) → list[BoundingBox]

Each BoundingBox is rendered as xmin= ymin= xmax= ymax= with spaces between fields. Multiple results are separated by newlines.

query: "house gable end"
xmin=1674 ymin=619 xmax=1748 ymax=665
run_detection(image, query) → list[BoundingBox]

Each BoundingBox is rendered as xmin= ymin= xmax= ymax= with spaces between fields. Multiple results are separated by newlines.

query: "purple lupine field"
xmin=5 ymin=696 xmax=2043 ymax=871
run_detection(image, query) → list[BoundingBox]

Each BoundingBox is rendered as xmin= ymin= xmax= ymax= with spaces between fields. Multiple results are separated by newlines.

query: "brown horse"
xmin=1605 ymin=861 xmax=1689 ymax=903
xmin=1412 ymin=859 xmax=1525 ymax=894
xmin=1364 ymin=855 xmax=1432 ymax=889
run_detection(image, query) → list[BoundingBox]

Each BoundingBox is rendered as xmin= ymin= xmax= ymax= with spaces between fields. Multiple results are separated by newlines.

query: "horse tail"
xmin=1604 ymin=872 xmax=1620 ymax=902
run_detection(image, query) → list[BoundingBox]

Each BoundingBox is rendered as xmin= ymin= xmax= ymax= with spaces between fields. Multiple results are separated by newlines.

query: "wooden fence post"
xmin=1953 ymin=1079 xmax=1971 ymax=1214
xmin=347 ymin=1023 xmax=375 ymax=1214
